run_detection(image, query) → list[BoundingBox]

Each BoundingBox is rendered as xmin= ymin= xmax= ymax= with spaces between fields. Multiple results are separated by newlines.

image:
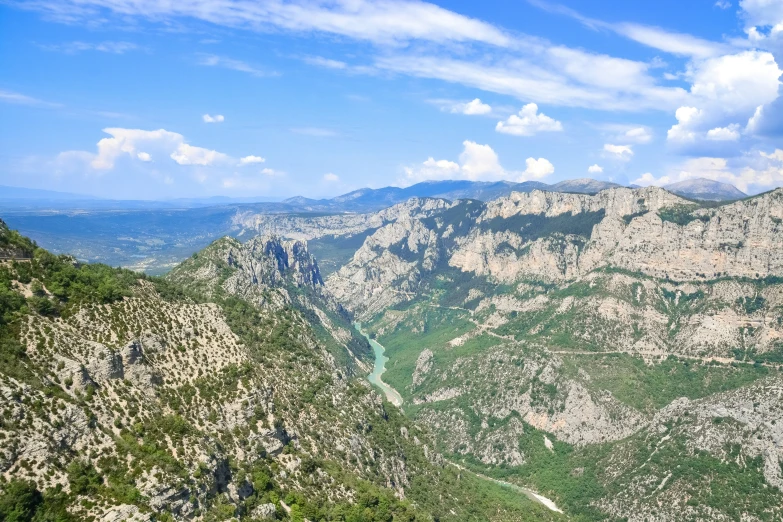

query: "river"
xmin=354 ymin=323 xmax=404 ymax=407
xmin=354 ymin=324 xmax=563 ymax=515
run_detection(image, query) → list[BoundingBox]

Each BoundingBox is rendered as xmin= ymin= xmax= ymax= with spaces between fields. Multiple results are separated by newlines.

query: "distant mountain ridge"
xmin=3 ymin=178 xmax=751 ymax=213
xmin=282 ymin=178 xmax=626 ymax=212
xmin=663 ymin=178 xmax=747 ymax=201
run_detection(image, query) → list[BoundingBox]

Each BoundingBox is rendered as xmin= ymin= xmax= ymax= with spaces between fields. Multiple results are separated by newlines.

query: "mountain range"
xmin=2 ymin=178 xmax=749 ymax=214
xmin=2 ymin=183 xmax=783 ymax=521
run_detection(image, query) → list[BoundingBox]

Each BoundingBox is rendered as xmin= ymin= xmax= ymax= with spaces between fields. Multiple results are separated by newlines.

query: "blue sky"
xmin=1 ymin=0 xmax=782 ymax=200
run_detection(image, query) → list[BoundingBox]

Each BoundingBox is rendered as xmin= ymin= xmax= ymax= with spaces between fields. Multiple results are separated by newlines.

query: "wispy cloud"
xmin=0 ymin=89 xmax=60 ymax=108
xmin=527 ymin=0 xmax=735 ymax=58
xmin=302 ymin=56 xmax=349 ymax=70
xmin=9 ymin=0 xmax=779 ymax=122
xmin=375 ymin=53 xmax=687 ymax=112
xmin=197 ymin=54 xmax=277 ymax=77
xmin=14 ymin=0 xmax=514 ymax=48
xmin=38 ymin=41 xmax=140 ymax=54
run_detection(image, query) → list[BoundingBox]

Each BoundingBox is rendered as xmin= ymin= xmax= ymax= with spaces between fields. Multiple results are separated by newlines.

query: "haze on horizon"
xmin=1 ymin=0 xmax=782 ymax=201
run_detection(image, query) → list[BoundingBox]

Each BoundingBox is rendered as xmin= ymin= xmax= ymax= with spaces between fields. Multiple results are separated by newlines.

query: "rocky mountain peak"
xmin=167 ymin=235 xmax=324 ymax=301
xmin=243 ymin=235 xmax=324 ymax=287
xmin=664 ymin=177 xmax=748 ymax=201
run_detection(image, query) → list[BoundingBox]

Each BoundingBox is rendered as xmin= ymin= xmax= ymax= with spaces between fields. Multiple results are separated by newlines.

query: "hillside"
xmin=4 ymin=184 xmax=783 ymax=521
xmin=0 ymin=220 xmax=560 ymax=521
xmin=237 ymin=186 xmax=783 ymax=521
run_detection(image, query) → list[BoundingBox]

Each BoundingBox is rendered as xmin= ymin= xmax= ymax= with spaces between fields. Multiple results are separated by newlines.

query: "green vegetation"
xmin=0 ymin=219 xmax=36 ymax=258
xmin=451 ymin=422 xmax=611 ymax=522
xmin=367 ymin=304 xmax=475 ymax=401
xmin=657 ymin=205 xmax=710 ymax=226
xmin=308 ymin=229 xmax=379 ymax=276
xmin=0 ymin=480 xmax=73 ymax=522
xmin=737 ymin=295 xmax=766 ymax=314
xmin=479 ymin=210 xmax=606 ymax=241
xmin=621 ymin=210 xmax=648 ymax=224
xmin=562 ymin=354 xmax=770 ymax=413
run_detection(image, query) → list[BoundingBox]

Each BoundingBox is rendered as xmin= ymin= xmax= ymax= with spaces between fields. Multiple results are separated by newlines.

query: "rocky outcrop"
xmin=167 ymin=235 xmax=374 ymax=373
xmin=251 ymin=503 xmax=277 ymax=519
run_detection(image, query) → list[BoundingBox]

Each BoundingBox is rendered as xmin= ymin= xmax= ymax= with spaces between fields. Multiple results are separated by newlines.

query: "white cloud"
xmin=170 ymin=143 xmax=230 ymax=166
xmin=588 ymin=164 xmax=603 ymax=174
xmin=632 ymin=150 xmax=783 ymax=193
xmin=624 ymin=127 xmax=653 ymax=144
xmin=706 ymin=125 xmax=741 ymax=141
xmin=239 ymin=155 xmax=266 ymax=165
xmin=406 ymin=158 xmax=462 ymax=183
xmin=261 ymin=168 xmax=286 ymax=177
xmin=450 ymin=98 xmax=492 ymax=115
xmin=459 ymin=141 xmax=506 ymax=180
xmin=495 ymin=103 xmax=563 ymax=136
xmin=688 ymin=51 xmax=781 ymax=114
xmin=762 ymin=149 xmax=783 ymax=162
xmin=603 ymin=144 xmax=634 ymax=161
xmin=715 ymin=0 xmax=731 ymax=9
xmin=402 ymin=140 xmax=554 ymax=184
xmin=523 ymin=157 xmax=555 ymax=179
xmin=597 ymin=123 xmax=654 ymax=144
xmin=203 ymin=114 xmax=225 ymax=123
xmin=323 ymin=172 xmax=340 ymax=182
xmin=59 ymin=127 xmax=254 ymax=172
xmin=665 ymin=51 xmax=781 ymax=149
xmin=667 ymin=106 xmax=703 ymax=142
xmin=740 ymin=0 xmax=783 ymax=57
xmin=90 ymin=128 xmax=182 ymax=170
xmin=665 ymin=52 xmax=781 ymax=147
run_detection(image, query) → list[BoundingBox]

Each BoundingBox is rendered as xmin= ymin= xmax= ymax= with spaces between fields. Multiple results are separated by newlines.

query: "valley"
xmin=4 ymin=0 xmax=782 ymax=519
xmin=2 ymin=183 xmax=783 ymax=521
xmin=236 ymin=185 xmax=783 ymax=521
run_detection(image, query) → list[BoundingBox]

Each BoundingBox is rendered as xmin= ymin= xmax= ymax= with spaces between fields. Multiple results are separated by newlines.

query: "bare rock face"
xmin=412 ymin=349 xmax=434 ymax=388
xmin=88 ymin=348 xmax=124 ymax=381
xmin=169 ymin=235 xmax=325 ymax=302
xmin=100 ymin=505 xmax=152 ymax=522
xmin=586 ymin=191 xmax=783 ymax=280
xmin=480 ymin=186 xmax=682 ymax=220
xmin=252 ymin=503 xmax=277 ymax=519
xmin=328 ymin=217 xmax=442 ymax=317
xmin=327 ymin=188 xmax=783 ymax=319
xmin=455 ymin=187 xmax=783 ymax=283
xmin=222 ymin=235 xmax=324 ymax=289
